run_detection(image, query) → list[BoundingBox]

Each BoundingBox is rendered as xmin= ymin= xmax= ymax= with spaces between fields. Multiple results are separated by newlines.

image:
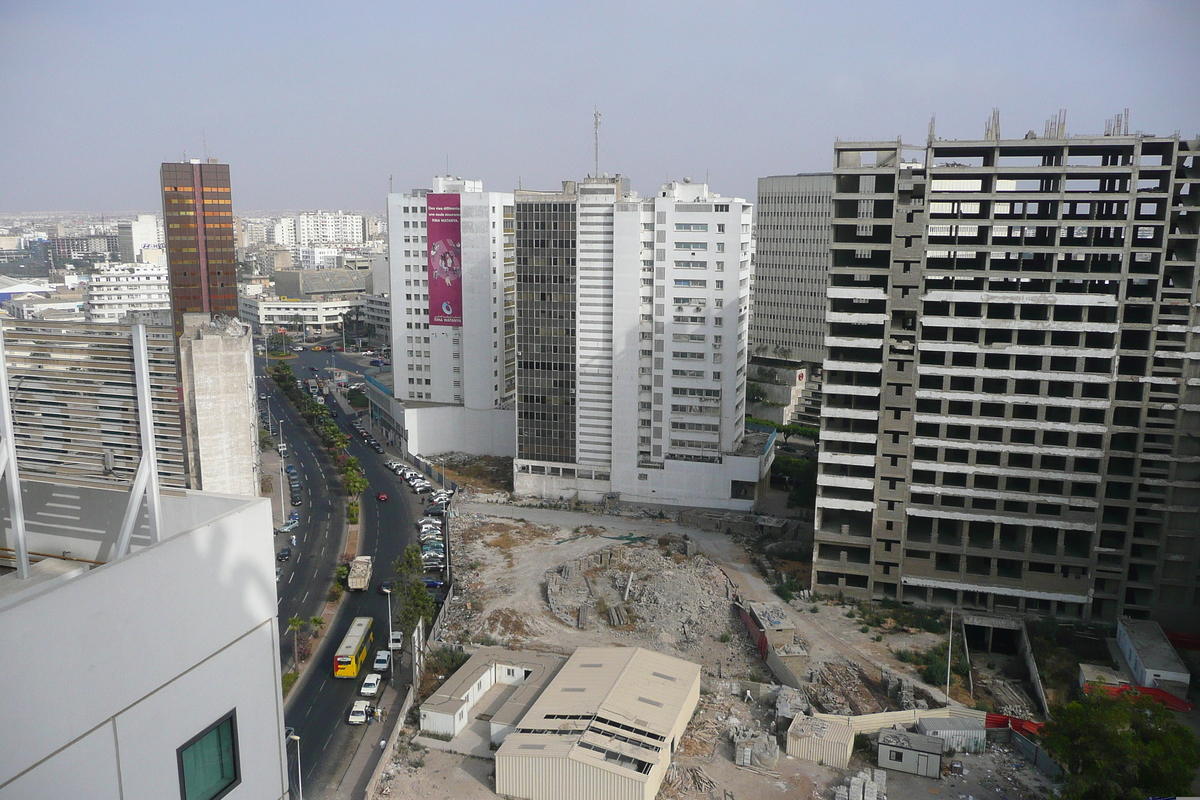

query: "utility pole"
xmin=945 ymin=606 xmax=954 ymax=699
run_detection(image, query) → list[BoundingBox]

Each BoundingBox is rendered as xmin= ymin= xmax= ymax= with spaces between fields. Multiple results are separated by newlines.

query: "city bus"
xmin=333 ymin=616 xmax=374 ymax=678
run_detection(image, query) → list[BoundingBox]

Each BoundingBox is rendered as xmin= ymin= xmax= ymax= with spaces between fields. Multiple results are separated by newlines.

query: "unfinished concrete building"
xmin=813 ymin=117 xmax=1200 ymax=630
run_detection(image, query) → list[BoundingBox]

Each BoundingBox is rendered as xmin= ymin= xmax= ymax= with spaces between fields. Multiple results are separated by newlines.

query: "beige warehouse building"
xmin=494 ymin=647 xmax=701 ymax=800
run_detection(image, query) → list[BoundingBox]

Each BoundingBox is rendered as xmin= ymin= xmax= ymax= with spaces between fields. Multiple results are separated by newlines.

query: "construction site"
xmin=368 ymin=498 xmax=1082 ymax=800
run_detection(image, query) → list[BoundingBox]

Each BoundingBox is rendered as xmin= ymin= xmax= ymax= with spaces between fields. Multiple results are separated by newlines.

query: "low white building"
xmin=419 ymin=647 xmax=566 ymax=744
xmin=0 ymin=480 xmax=287 ymax=798
xmin=1117 ymin=617 xmax=1191 ymax=693
xmin=85 ymin=262 xmax=171 ymax=324
xmin=238 ymin=293 xmax=363 ymax=335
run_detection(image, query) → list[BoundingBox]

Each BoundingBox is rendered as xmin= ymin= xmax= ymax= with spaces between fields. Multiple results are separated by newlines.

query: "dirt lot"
xmin=372 ymin=500 xmax=993 ymax=800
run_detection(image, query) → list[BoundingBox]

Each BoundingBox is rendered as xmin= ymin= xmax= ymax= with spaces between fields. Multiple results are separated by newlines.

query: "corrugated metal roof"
xmin=496 ymin=647 xmax=701 ymax=781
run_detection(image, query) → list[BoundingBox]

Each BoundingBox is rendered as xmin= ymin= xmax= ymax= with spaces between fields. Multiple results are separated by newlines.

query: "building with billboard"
xmin=513 ymin=177 xmax=772 ymax=510
xmin=383 ymin=177 xmax=516 ymax=457
xmin=161 ymin=159 xmax=238 ymax=338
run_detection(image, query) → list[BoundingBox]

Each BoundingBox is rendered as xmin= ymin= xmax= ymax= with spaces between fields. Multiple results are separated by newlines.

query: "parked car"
xmin=276 ymin=566 xmax=282 ymax=582
xmin=373 ymin=650 xmax=391 ymax=672
xmin=413 ymin=484 xmax=432 ymax=495
xmin=285 ymin=465 xmax=297 ymax=475
xmin=290 ymin=494 xmax=303 ymax=506
xmin=423 ymin=577 xmax=445 ymax=590
xmin=417 ymin=517 xmax=441 ymax=527
xmin=277 ymin=548 xmax=292 ymax=562
xmin=360 ymin=673 xmax=382 ymax=697
xmin=385 ymin=460 xmax=402 ymax=470
xmin=348 ymin=700 xmax=370 ymax=725
xmin=371 ymin=443 xmax=384 ymax=453
xmin=288 ymin=511 xmax=300 ymax=521
xmin=424 ymin=505 xmax=446 ymax=516
xmin=389 ymin=630 xmax=404 ymax=650
xmin=280 ymin=520 xmax=299 ymax=533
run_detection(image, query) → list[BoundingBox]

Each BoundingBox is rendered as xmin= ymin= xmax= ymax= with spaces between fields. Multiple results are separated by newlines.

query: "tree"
xmin=343 ymin=471 xmax=368 ymax=497
xmin=287 ymin=616 xmax=306 ymax=667
xmin=309 ymin=615 xmax=325 ymax=640
xmin=391 ymin=544 xmax=435 ymax=638
xmin=1042 ymin=689 xmax=1200 ymax=800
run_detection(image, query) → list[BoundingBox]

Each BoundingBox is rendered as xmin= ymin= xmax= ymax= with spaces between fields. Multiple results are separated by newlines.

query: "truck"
xmin=347 ymin=556 xmax=373 ymax=591
xmin=306 ymin=379 xmax=319 ymax=396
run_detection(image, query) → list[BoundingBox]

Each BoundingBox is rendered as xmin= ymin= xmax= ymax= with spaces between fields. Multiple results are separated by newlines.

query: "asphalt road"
xmin=266 ymin=343 xmax=423 ymax=798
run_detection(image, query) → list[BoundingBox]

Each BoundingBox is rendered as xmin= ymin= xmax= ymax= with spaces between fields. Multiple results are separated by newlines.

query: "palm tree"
xmin=287 ymin=616 xmax=305 ymax=667
xmin=309 ymin=615 xmax=326 ymax=640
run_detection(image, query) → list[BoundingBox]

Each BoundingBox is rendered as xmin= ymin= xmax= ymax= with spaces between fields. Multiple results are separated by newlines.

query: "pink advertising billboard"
xmin=427 ymin=193 xmax=463 ymax=326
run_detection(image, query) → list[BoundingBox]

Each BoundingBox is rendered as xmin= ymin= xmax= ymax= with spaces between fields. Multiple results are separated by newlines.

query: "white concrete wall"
xmin=406 ymin=405 xmax=515 ymax=458
xmin=181 ymin=319 xmax=259 ymax=496
xmin=0 ymin=495 xmax=286 ymax=799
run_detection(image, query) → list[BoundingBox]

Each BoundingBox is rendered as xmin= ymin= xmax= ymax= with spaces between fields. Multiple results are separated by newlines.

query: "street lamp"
xmin=386 ymin=587 xmax=394 ymax=687
xmin=288 ymin=734 xmax=303 ymax=800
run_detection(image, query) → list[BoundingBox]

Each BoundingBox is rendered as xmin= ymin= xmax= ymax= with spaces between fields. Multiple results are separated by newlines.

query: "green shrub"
xmin=282 ymin=670 xmax=298 ymax=696
xmin=810 ymin=605 xmax=819 ymax=613
xmin=719 ymin=631 xmax=733 ymax=643
xmin=860 ymin=625 xmax=870 ymax=634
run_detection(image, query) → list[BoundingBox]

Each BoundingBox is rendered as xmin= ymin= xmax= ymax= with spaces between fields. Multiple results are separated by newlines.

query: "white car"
xmin=373 ymin=650 xmax=391 ymax=672
xmin=348 ymin=700 xmax=371 ymax=725
xmin=417 ymin=517 xmax=441 ymax=527
xmin=360 ymin=673 xmax=382 ymax=697
xmin=389 ymin=630 xmax=404 ymax=650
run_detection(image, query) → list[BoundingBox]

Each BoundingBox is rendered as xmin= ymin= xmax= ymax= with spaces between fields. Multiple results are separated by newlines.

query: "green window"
xmin=178 ymin=711 xmax=240 ymax=800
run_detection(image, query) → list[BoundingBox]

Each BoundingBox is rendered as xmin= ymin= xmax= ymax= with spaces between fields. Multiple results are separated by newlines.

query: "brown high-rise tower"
xmin=160 ymin=160 xmax=237 ymax=336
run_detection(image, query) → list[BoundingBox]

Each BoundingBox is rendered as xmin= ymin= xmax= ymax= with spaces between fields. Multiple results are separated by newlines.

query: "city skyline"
xmin=2 ymin=0 xmax=1198 ymax=214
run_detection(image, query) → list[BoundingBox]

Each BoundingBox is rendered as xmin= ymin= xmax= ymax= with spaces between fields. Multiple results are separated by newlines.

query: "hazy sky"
xmin=2 ymin=0 xmax=1198 ymax=214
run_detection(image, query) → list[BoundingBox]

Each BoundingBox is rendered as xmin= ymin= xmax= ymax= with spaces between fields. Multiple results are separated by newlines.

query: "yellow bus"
xmin=333 ymin=616 xmax=374 ymax=678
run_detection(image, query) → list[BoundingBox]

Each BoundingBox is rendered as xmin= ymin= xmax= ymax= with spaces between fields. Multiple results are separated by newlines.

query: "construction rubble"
xmin=832 ymin=768 xmax=887 ymax=800
xmin=545 ymin=540 xmax=738 ymax=651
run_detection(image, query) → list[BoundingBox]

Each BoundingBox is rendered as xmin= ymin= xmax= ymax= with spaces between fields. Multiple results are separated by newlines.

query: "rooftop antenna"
xmin=927 ymin=114 xmax=937 ymax=145
xmin=389 ymin=174 xmax=393 ymax=193
xmin=594 ymin=108 xmax=601 ymax=179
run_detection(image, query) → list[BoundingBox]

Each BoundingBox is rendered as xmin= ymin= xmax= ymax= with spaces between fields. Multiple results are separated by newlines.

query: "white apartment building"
xmin=238 ymin=293 xmax=363 ymax=334
xmin=362 ymin=292 xmax=391 ymax=339
xmin=270 ymin=217 xmax=295 ymax=247
xmin=295 ymin=210 xmax=364 ymax=246
xmin=383 ymin=177 xmax=516 ymax=457
xmin=297 ymin=246 xmax=340 ymax=270
xmin=515 ymin=178 xmax=772 ymax=510
xmin=85 ymin=262 xmax=171 ymax=323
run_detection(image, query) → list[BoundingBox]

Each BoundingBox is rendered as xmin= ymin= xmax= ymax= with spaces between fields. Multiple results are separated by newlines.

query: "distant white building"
xmin=295 ymin=210 xmax=364 ymax=246
xmin=116 ymin=214 xmax=163 ymax=264
xmin=85 ymin=262 xmax=171 ymax=324
xmin=238 ymin=293 xmax=363 ymax=334
xmin=297 ymin=246 xmax=340 ymax=270
xmin=271 ymin=217 xmax=296 ymax=247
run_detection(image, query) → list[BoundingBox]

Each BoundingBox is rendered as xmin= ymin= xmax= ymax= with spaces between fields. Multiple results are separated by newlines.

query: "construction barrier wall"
xmin=813 ymin=706 xmax=987 ymax=735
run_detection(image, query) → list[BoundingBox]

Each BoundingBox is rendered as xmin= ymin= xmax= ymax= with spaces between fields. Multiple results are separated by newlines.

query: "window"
xmin=178 ymin=711 xmax=239 ymax=800
xmin=888 ymin=750 xmax=903 ymax=762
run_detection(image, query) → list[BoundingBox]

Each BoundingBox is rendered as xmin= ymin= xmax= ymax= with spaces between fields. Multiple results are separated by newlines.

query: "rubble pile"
xmin=979 ymin=676 xmax=1036 ymax=719
xmin=544 ymin=542 xmax=736 ymax=650
xmin=809 ymin=659 xmax=883 ymax=715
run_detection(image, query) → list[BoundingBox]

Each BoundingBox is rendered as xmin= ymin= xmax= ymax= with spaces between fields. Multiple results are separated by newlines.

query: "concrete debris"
xmin=839 ymin=768 xmax=887 ymax=800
